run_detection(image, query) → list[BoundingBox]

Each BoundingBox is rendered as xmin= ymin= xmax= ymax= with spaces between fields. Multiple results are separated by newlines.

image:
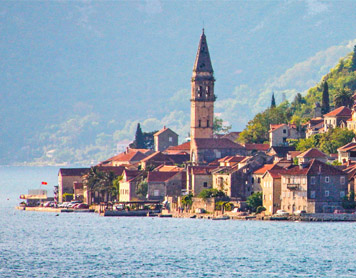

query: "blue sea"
xmin=1 ymin=167 xmax=356 ymax=277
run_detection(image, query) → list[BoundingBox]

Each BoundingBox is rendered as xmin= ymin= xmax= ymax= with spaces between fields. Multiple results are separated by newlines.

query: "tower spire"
xmin=193 ymin=29 xmax=213 ymax=74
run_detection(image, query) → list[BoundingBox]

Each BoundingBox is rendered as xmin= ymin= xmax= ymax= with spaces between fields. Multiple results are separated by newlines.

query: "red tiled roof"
xmin=324 ymin=106 xmax=352 ymax=117
xmin=253 ymin=164 xmax=275 ymax=175
xmin=189 ymin=165 xmax=219 ymax=175
xmin=269 ymin=123 xmax=297 ymax=132
xmin=165 ymin=142 xmax=190 ymax=151
xmin=338 ymin=142 xmax=356 ymax=152
xmin=154 ymin=165 xmax=184 ymax=172
xmin=297 ymin=148 xmax=327 ymax=158
xmin=154 ymin=127 xmax=178 ymax=136
xmin=104 ymin=150 xmax=147 ymax=164
xmin=283 ymin=159 xmax=345 ymax=176
xmin=288 ymin=151 xmax=301 ymax=159
xmin=192 ymin=138 xmax=245 ymax=149
xmin=265 ymin=164 xmax=288 ymax=179
xmin=244 ymin=143 xmax=269 ymax=151
xmin=147 ymin=171 xmax=179 ymax=182
xmin=218 ymin=155 xmax=246 ymax=163
xmin=140 ymin=151 xmax=170 ymax=163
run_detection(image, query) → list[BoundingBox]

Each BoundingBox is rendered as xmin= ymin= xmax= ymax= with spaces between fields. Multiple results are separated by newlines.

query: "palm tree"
xmin=334 ymin=87 xmax=353 ymax=108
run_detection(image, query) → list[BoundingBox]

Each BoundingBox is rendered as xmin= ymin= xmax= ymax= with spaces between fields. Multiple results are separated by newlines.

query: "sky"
xmin=1 ymin=0 xmax=356 ymax=163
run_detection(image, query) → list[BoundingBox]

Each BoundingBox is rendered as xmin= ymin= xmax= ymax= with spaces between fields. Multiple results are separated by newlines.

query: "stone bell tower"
xmin=190 ymin=29 xmax=216 ymax=140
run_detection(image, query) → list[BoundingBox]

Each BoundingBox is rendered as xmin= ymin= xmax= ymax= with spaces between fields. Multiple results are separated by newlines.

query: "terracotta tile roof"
xmin=218 ymin=155 xmax=246 ymax=163
xmin=288 ymin=151 xmax=301 ymax=159
xmin=154 ymin=127 xmax=178 ymax=136
xmin=140 ymin=151 xmax=170 ymax=163
xmin=59 ymin=168 xmax=90 ymax=176
xmin=154 ymin=165 xmax=184 ymax=172
xmin=188 ymin=165 xmax=219 ymax=175
xmin=268 ymin=146 xmax=296 ymax=157
xmin=244 ymin=143 xmax=270 ymax=151
xmin=253 ymin=164 xmax=275 ymax=175
xmin=338 ymin=142 xmax=356 ymax=152
xmin=124 ymin=169 xmax=141 ymax=179
xmin=147 ymin=171 xmax=179 ymax=182
xmin=165 ymin=142 xmax=190 ymax=152
xmin=165 ymin=153 xmax=190 ymax=164
xmin=265 ymin=164 xmax=288 ymax=179
xmin=283 ymin=159 xmax=345 ymax=176
xmin=346 ymin=117 xmax=353 ymax=122
xmin=269 ymin=123 xmax=297 ymax=132
xmin=297 ymin=148 xmax=328 ymax=158
xmin=192 ymin=138 xmax=245 ymax=149
xmin=103 ymin=149 xmax=147 ymax=164
xmin=324 ymin=106 xmax=352 ymax=117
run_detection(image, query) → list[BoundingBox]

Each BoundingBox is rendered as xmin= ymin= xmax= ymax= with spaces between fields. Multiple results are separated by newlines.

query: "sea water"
xmin=1 ymin=167 xmax=356 ymax=277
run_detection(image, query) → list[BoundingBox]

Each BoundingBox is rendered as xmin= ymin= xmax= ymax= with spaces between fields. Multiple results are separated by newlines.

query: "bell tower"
xmin=190 ymin=29 xmax=216 ymax=140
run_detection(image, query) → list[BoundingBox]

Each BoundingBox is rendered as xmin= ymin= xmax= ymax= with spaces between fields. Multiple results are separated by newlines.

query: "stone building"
xmin=118 ymin=169 xmax=143 ymax=202
xmin=296 ymin=148 xmax=328 ymax=165
xmin=337 ymin=142 xmax=356 ymax=164
xmin=261 ymin=164 xmax=286 ymax=215
xmin=324 ymin=106 xmax=352 ymax=131
xmin=147 ymin=171 xmax=184 ymax=201
xmin=186 ymin=165 xmax=218 ymax=195
xmin=280 ymin=159 xmax=347 ymax=213
xmin=269 ymin=123 xmax=302 ymax=147
xmin=154 ymin=127 xmax=178 ymax=152
xmin=58 ymin=168 xmax=89 ymax=203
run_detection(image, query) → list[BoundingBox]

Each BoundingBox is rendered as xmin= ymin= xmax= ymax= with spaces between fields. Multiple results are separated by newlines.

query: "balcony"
xmin=287 ymin=183 xmax=299 ymax=190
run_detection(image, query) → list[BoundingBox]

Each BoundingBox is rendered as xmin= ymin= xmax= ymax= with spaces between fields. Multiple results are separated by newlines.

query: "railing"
xmin=287 ymin=183 xmax=299 ymax=190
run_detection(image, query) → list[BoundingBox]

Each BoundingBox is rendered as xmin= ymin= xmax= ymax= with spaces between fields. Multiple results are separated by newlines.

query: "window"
xmin=203 ymin=182 xmax=208 ymax=188
xmin=269 ymin=195 xmax=272 ymax=201
xmin=169 ymin=136 xmax=172 ymax=142
xmin=340 ymin=191 xmax=345 ymax=198
xmin=341 ymin=176 xmax=345 ymax=185
xmin=207 ymin=120 xmax=209 ymax=127
xmin=311 ymin=177 xmax=315 ymax=185
xmin=198 ymin=120 xmax=201 ymax=127
xmin=258 ymin=177 xmax=261 ymax=184
xmin=154 ymin=190 xmax=160 ymax=196
xmin=251 ymin=177 xmax=254 ymax=184
xmin=325 ymin=190 xmax=329 ymax=197
xmin=283 ymin=129 xmax=287 ymax=134
xmin=310 ymin=190 xmax=316 ymax=198
xmin=302 ymin=178 xmax=306 ymax=185
xmin=325 ymin=176 xmax=330 ymax=183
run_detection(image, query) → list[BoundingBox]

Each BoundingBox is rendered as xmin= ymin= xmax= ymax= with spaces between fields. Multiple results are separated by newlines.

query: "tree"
xmin=181 ymin=193 xmax=193 ymax=209
xmin=82 ymin=167 xmax=116 ymax=203
xmin=213 ymin=117 xmax=232 ymax=135
xmin=246 ymin=192 xmax=262 ymax=212
xmin=132 ymin=123 xmax=145 ymax=149
xmin=135 ymin=179 xmax=148 ymax=199
xmin=321 ymin=81 xmax=330 ymax=114
xmin=112 ymin=175 xmax=123 ymax=200
xmin=334 ymin=87 xmax=353 ymax=108
xmin=197 ymin=188 xmax=227 ymax=199
xmin=271 ymin=93 xmax=276 ymax=108
xmin=351 ymin=45 xmax=356 ymax=71
xmin=342 ymin=191 xmax=356 ymax=209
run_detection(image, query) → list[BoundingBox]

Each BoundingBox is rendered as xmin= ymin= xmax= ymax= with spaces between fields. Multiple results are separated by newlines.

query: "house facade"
xmin=281 ymin=159 xmax=347 ymax=214
xmin=324 ymin=106 xmax=352 ymax=132
xmin=154 ymin=127 xmax=179 ymax=152
xmin=269 ymin=123 xmax=301 ymax=147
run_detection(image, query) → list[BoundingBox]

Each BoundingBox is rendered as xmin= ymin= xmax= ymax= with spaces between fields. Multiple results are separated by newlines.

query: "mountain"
xmin=2 ymin=1 xmax=356 ymax=165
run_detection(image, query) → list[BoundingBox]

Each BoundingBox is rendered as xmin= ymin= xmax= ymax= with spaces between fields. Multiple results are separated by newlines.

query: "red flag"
xmin=42 ymin=181 xmax=47 ymax=185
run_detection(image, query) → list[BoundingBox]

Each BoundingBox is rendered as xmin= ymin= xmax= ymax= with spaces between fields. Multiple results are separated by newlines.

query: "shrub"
xmin=256 ymin=206 xmax=266 ymax=214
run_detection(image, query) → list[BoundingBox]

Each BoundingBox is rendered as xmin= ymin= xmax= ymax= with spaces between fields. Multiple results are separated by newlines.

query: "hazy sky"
xmin=2 ymin=0 xmax=356 ymax=162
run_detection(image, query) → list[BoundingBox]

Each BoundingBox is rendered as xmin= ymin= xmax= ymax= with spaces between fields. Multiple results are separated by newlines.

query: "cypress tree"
xmin=352 ymin=45 xmax=356 ymax=71
xmin=321 ymin=81 xmax=330 ymax=114
xmin=134 ymin=123 xmax=145 ymax=149
xmin=271 ymin=93 xmax=276 ymax=108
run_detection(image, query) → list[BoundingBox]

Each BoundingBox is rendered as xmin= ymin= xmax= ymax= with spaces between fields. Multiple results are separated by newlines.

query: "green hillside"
xmin=239 ymin=46 xmax=356 ymax=153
